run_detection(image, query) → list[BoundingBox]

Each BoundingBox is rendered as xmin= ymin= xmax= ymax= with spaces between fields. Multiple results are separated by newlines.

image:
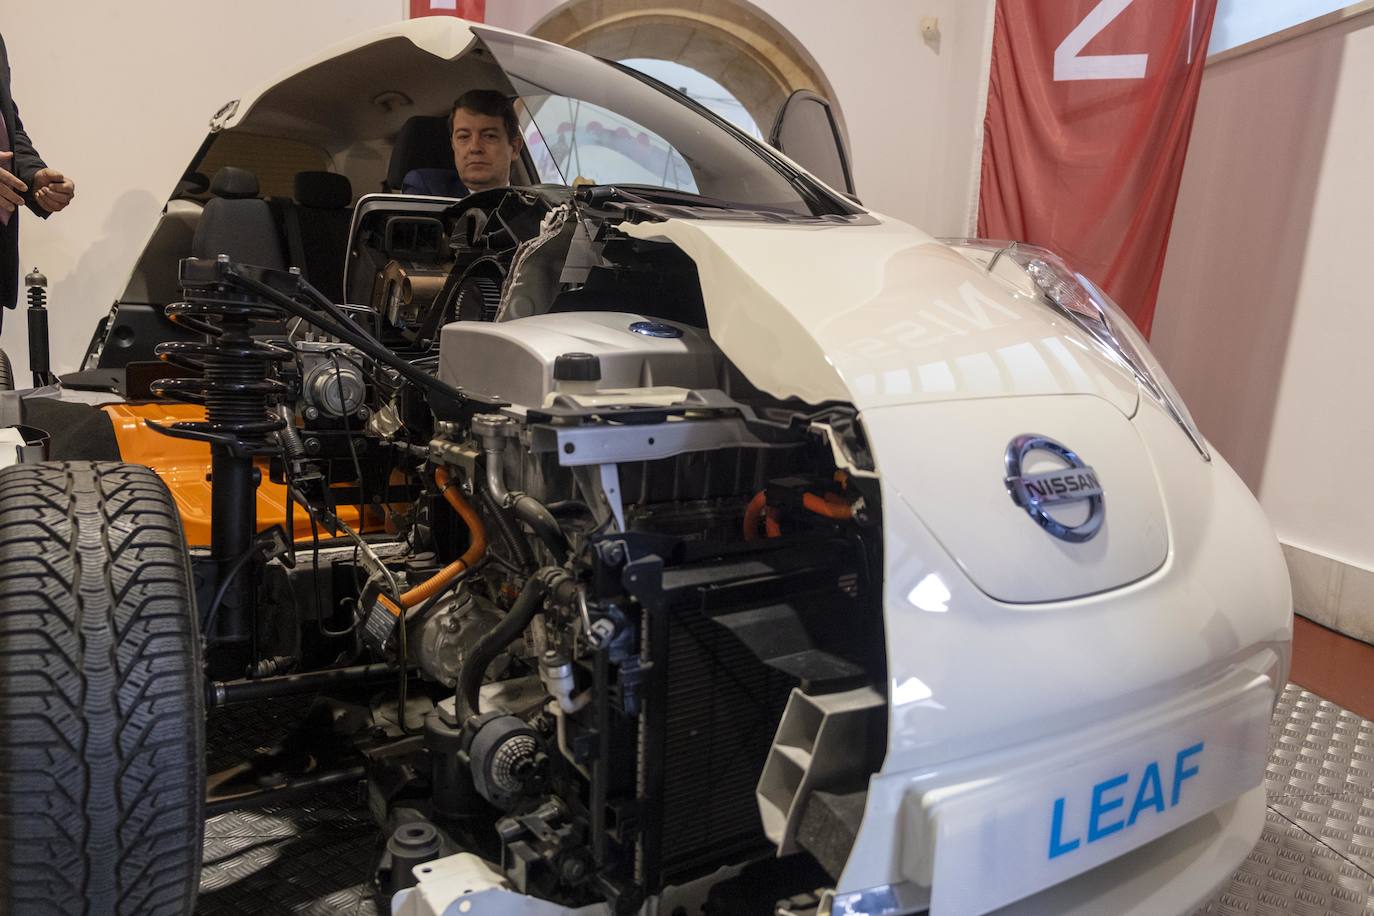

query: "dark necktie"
xmin=0 ymin=109 xmax=11 ymax=226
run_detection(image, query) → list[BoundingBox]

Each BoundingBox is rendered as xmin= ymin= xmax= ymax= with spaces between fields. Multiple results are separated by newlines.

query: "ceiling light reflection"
xmin=907 ymin=573 xmax=950 ymax=613
xmin=892 ymin=675 xmax=934 ymax=705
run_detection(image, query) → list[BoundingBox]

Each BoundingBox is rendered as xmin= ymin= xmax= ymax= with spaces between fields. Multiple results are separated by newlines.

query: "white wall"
xmin=0 ymin=0 xmax=403 ymax=383
xmin=486 ymin=0 xmax=995 ymax=238
xmin=1151 ymin=8 xmax=1374 ymax=570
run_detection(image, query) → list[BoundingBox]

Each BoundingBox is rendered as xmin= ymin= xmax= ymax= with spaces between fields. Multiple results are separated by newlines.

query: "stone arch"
xmin=529 ymin=0 xmax=849 ymax=148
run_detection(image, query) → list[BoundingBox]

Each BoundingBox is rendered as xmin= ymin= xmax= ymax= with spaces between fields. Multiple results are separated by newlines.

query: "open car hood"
xmin=620 ymin=216 xmax=1140 ymax=415
xmin=216 ymin=18 xmax=491 ymax=147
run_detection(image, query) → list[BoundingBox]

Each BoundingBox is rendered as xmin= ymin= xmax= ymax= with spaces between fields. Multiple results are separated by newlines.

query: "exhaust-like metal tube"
xmin=207 ymin=662 xmax=408 ymax=707
xmin=471 ymin=413 xmax=570 ymax=563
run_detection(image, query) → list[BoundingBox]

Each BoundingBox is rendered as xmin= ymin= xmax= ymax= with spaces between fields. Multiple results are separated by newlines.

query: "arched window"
xmin=619 ymin=58 xmax=763 ymax=140
xmin=530 ymin=0 xmax=855 ymax=194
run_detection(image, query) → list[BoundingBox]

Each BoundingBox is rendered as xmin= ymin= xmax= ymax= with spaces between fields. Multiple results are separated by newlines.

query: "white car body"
xmin=81 ymin=17 xmax=1292 ymax=916
xmin=618 ymin=217 xmax=1291 ymax=915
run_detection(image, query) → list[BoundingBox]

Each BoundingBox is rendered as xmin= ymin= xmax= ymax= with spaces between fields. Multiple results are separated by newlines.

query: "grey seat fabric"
xmin=385 ymin=116 xmax=451 ymax=192
xmin=191 ymin=167 xmax=287 ymax=270
xmin=287 ymin=171 xmax=353 ymax=303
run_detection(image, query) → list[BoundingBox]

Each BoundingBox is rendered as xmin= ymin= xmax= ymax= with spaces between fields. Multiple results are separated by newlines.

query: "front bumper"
xmin=831 ymin=785 xmax=1265 ymax=916
xmin=842 ymin=400 xmax=1292 ymax=912
xmin=834 ymin=655 xmax=1279 ymax=915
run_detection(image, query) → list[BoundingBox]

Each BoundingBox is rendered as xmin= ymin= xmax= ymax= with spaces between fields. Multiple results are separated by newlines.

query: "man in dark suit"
xmin=0 ymin=32 xmax=75 ymax=324
xmin=402 ymin=163 xmax=466 ymax=198
xmin=402 ymin=89 xmax=521 ymax=198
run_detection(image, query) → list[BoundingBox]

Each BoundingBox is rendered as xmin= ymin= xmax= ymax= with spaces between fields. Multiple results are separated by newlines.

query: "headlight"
xmin=949 ymin=239 xmax=1211 ymax=462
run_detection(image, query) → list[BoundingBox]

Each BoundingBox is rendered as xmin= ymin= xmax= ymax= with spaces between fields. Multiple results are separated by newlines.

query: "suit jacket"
xmin=402 ymin=167 xmax=466 ymax=198
xmin=0 ymin=32 xmax=49 ymax=312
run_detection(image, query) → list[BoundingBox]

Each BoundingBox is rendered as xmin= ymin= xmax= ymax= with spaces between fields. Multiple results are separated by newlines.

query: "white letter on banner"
xmin=1054 ymin=0 xmax=1148 ymax=81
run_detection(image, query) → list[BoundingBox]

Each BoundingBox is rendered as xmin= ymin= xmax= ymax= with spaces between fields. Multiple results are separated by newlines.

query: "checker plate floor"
xmin=197 ymin=684 xmax=1374 ymax=914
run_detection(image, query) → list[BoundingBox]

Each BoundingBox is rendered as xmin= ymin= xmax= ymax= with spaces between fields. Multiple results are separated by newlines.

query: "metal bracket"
xmin=537 ymin=416 xmax=774 ymax=467
xmin=598 ymin=463 xmax=625 ymax=532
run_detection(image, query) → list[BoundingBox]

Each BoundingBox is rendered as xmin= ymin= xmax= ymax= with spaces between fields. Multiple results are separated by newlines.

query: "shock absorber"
xmin=24 ymin=268 xmax=54 ymax=388
xmin=149 ymin=256 xmax=291 ymax=661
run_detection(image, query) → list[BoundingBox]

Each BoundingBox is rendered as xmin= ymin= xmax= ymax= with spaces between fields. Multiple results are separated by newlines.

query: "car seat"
xmin=385 ymin=116 xmax=453 ymax=192
xmin=191 ymin=166 xmax=287 ymax=270
xmin=281 ymin=171 xmax=353 ymax=303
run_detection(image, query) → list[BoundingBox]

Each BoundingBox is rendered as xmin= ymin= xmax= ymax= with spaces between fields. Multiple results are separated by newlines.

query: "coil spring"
xmin=151 ymin=285 xmax=291 ymax=452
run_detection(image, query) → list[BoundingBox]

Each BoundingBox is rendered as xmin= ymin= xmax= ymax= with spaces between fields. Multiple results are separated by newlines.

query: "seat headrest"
xmin=295 ymin=171 xmax=352 ymax=209
xmin=210 ymin=166 xmax=259 ymax=199
xmin=386 ymin=116 xmax=452 ymax=191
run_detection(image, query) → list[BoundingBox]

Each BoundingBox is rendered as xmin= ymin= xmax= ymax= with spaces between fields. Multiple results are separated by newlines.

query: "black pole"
xmin=210 ymin=450 xmax=256 ymax=648
xmin=205 ymin=765 xmax=366 ymax=816
xmin=207 ymin=663 xmax=410 ymax=707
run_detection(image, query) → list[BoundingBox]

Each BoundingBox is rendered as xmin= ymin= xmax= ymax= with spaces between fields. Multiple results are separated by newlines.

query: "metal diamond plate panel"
xmin=1193 ymin=810 xmax=1374 ymax=916
xmin=202 ymin=790 xmax=370 ymax=841
xmin=199 ymin=699 xmax=380 ymax=914
xmin=1266 ymin=793 xmax=1374 ymax=877
xmin=201 ymin=684 xmax=1374 ymax=914
xmin=1265 ymin=685 xmax=1374 ymax=801
xmin=198 ymin=823 xmax=380 ymax=915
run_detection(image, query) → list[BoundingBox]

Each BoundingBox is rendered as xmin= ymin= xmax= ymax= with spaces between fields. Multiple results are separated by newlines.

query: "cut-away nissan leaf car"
xmin=0 ymin=17 xmax=1291 ymax=916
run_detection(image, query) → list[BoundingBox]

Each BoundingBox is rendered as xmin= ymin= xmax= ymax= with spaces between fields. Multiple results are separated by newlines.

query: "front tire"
xmin=0 ymin=461 xmax=204 ymax=915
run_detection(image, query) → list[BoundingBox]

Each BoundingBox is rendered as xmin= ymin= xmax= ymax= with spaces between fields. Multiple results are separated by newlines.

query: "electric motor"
xmin=297 ymin=342 xmax=367 ymax=418
xmin=414 ymin=589 xmax=503 ymax=688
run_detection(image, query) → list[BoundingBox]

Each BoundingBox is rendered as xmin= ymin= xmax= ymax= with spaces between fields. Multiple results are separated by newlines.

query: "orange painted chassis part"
xmin=103 ymin=403 xmax=376 ymax=548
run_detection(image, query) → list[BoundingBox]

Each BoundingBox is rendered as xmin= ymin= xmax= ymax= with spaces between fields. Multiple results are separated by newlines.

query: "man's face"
xmin=451 ymin=107 xmax=521 ymax=193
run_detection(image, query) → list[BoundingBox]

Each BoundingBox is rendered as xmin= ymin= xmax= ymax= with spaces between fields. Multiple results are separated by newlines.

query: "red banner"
xmin=408 ymin=0 xmax=485 ymax=21
xmin=977 ymin=0 xmax=1215 ymax=336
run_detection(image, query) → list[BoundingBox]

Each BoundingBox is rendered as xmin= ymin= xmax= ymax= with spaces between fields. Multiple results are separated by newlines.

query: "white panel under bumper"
xmin=837 ymin=665 xmax=1274 ymax=916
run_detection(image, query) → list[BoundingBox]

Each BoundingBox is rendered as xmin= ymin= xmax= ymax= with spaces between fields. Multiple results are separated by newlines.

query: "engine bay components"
xmin=465 ymin=713 xmax=547 ymax=811
xmin=299 ymin=341 xmax=368 ymax=419
xmin=380 ymin=259 xmax=448 ymax=329
xmin=131 ymin=184 xmax=886 ymax=914
xmin=413 ymin=588 xmax=502 ymax=688
xmin=438 ymin=311 xmax=721 ymax=410
xmin=380 ymin=821 xmax=444 ymax=896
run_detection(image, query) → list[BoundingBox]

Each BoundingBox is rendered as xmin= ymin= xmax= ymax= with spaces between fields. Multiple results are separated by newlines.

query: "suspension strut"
xmin=24 ymin=268 xmax=55 ymax=388
xmin=150 ymin=256 xmax=292 ymax=660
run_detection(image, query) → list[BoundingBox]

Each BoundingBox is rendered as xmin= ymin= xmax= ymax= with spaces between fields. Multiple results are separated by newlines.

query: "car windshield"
xmin=473 ymin=27 xmax=841 ymax=217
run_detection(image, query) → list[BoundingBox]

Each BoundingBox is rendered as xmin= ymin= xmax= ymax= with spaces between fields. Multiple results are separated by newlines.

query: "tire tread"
xmin=0 ymin=462 xmax=203 ymax=916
